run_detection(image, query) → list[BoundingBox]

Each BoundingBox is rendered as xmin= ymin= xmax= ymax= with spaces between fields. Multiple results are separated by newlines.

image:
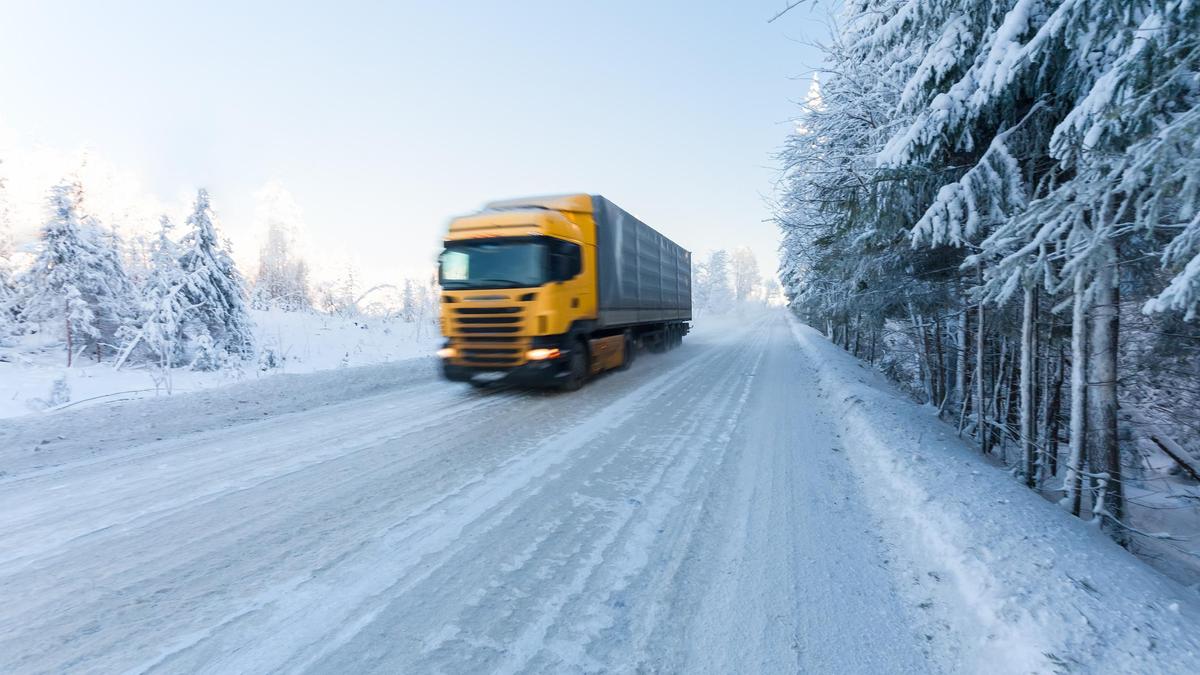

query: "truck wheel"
xmin=561 ymin=344 xmax=588 ymax=391
xmin=617 ymin=333 xmax=635 ymax=370
xmin=648 ymin=331 xmax=666 ymax=353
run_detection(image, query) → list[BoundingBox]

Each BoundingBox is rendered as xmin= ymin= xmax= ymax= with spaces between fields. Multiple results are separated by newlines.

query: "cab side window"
xmin=549 ymin=240 xmax=582 ymax=281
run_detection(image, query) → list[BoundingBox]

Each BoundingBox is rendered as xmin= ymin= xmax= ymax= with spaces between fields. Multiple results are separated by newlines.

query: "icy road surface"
xmin=2 ymin=314 xmax=1198 ymax=673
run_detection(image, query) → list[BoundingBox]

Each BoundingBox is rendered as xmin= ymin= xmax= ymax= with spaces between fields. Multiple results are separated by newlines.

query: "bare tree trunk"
xmin=1064 ymin=272 xmax=1088 ymax=516
xmin=934 ymin=314 xmax=946 ymax=409
xmin=976 ymin=268 xmax=989 ymax=454
xmin=958 ymin=367 xmax=974 ymax=437
xmin=1088 ymin=252 xmax=1123 ymax=537
xmin=924 ymin=318 xmax=936 ymax=405
xmin=910 ymin=304 xmax=934 ymax=404
xmin=1037 ymin=316 xmax=1052 ymax=483
xmin=1003 ymin=341 xmax=1019 ymax=457
xmin=65 ymin=304 xmax=73 ymax=368
xmin=991 ymin=336 xmax=1009 ymax=454
xmin=868 ymin=328 xmax=876 ymax=365
xmin=1045 ymin=345 xmax=1064 ymax=479
xmin=956 ymin=307 xmax=967 ymax=411
xmin=1021 ymin=283 xmax=1038 ymax=488
xmin=852 ymin=312 xmax=862 ymax=357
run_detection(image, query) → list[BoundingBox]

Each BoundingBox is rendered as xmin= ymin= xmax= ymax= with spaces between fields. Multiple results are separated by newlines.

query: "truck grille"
xmin=448 ymin=306 xmax=528 ymax=367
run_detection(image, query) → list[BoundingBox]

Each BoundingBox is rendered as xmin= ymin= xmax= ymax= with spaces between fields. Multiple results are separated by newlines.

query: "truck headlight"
xmin=437 ymin=347 xmax=457 ymax=359
xmin=526 ymin=348 xmax=561 ymax=361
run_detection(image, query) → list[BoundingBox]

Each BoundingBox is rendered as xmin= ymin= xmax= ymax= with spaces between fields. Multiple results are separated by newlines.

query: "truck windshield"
xmin=439 ymin=240 xmax=548 ymax=290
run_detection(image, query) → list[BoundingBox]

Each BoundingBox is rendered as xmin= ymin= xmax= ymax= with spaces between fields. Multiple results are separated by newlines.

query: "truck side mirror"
xmin=548 ymin=243 xmax=582 ymax=282
xmin=551 ymin=254 xmax=570 ymax=282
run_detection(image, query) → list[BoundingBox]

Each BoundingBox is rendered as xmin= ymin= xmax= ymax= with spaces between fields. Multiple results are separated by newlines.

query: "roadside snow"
xmin=0 ymin=356 xmax=439 ymax=481
xmin=787 ymin=315 xmax=1200 ymax=673
xmin=0 ymin=309 xmax=438 ymax=420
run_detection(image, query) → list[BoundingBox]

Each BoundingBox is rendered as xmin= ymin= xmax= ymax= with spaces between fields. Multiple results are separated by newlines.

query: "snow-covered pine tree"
xmin=776 ymin=19 xmax=959 ymax=385
xmin=879 ymin=0 xmax=1062 ymax=455
xmin=0 ymin=167 xmax=17 ymax=337
xmin=17 ymin=182 xmax=137 ymax=365
xmin=118 ymin=215 xmax=191 ymax=377
xmin=176 ymin=189 xmax=254 ymax=361
xmin=83 ymin=219 xmax=139 ymax=362
xmin=932 ymin=0 xmax=1197 ymax=517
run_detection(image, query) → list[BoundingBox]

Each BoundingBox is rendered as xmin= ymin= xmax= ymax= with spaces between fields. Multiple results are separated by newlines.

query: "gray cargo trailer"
xmin=591 ymin=195 xmax=692 ymax=328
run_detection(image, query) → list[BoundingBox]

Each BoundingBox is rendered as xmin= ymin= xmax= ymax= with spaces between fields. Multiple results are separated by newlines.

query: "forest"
xmin=776 ymin=0 xmax=1200 ymax=565
xmin=0 ymin=176 xmax=444 ymax=401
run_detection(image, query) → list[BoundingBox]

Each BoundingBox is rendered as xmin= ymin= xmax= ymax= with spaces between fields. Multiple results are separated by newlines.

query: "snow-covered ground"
xmin=1 ymin=312 xmax=1197 ymax=673
xmin=786 ymin=315 xmax=1200 ymax=672
xmin=0 ymin=308 xmax=439 ymax=419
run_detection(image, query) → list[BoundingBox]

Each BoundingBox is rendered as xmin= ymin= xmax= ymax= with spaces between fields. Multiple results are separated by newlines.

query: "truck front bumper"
xmin=442 ymin=358 xmax=571 ymax=387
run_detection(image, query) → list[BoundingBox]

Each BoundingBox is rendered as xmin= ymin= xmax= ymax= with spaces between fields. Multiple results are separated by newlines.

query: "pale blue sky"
xmin=0 ymin=1 xmax=825 ymax=283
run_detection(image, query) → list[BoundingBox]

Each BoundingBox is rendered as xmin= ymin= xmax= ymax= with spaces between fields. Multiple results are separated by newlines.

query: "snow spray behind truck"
xmin=437 ymin=194 xmax=691 ymax=390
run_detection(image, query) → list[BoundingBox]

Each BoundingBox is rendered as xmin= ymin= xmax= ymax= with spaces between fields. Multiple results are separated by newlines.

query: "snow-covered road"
xmin=2 ymin=314 xmax=1197 ymax=673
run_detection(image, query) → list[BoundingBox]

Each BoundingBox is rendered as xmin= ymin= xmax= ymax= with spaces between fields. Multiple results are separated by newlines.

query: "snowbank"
xmin=787 ymin=315 xmax=1200 ymax=673
xmin=0 ymin=309 xmax=438 ymax=420
xmin=0 ymin=356 xmax=439 ymax=480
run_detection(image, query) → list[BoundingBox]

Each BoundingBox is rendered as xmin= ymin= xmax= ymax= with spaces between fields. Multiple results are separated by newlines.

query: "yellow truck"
xmin=436 ymin=194 xmax=691 ymax=390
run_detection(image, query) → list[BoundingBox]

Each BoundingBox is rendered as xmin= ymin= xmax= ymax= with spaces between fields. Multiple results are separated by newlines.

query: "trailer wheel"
xmin=647 ymin=329 xmax=667 ymax=353
xmin=670 ymin=325 xmax=683 ymax=349
xmin=617 ymin=333 xmax=635 ymax=370
xmin=561 ymin=343 xmax=588 ymax=391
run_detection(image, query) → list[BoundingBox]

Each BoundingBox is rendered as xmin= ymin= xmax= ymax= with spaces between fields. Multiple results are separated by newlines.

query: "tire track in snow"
xmin=304 ymin=319 xmax=773 ymax=673
xmin=126 ymin=335 xmax=738 ymax=674
xmin=0 ymin=386 xmax=543 ymax=672
xmin=4 ymin=366 xmax=648 ymax=674
xmin=0 ymin=385 xmax=516 ymax=571
xmin=496 ymin=322 xmax=771 ymax=673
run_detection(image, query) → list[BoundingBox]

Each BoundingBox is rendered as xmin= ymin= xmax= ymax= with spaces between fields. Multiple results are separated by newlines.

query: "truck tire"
xmin=648 ymin=328 xmax=667 ymax=353
xmin=617 ymin=333 xmax=635 ymax=370
xmin=561 ymin=343 xmax=588 ymax=391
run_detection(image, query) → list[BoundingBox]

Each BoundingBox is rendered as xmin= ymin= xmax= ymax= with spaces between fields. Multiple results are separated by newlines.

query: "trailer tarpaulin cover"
xmin=591 ymin=196 xmax=691 ymax=328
